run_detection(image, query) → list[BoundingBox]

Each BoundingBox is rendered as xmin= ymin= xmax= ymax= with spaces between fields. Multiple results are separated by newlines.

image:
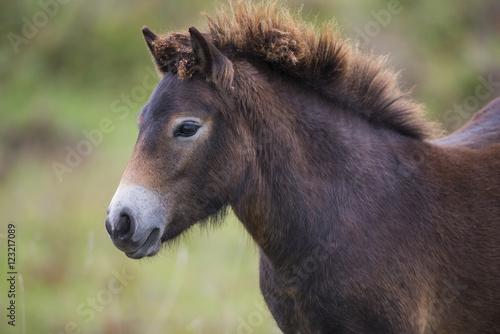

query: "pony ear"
xmin=142 ymin=26 xmax=158 ymax=55
xmin=188 ymin=26 xmax=234 ymax=90
xmin=142 ymin=26 xmax=167 ymax=73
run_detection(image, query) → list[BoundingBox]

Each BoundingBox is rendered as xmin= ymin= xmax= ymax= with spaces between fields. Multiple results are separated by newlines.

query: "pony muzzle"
xmin=105 ymin=183 xmax=167 ymax=259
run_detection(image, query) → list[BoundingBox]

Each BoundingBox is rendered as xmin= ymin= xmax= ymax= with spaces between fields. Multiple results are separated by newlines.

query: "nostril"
xmin=116 ymin=212 xmax=134 ymax=241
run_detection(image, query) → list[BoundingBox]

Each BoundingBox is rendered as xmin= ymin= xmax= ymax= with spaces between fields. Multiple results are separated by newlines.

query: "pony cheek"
xmin=105 ymin=183 xmax=169 ymax=259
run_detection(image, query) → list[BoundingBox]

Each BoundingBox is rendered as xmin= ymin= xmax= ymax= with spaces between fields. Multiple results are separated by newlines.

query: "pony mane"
xmin=149 ymin=1 xmax=436 ymax=139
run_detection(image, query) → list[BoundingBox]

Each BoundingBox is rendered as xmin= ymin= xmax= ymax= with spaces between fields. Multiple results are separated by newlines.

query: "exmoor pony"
xmin=106 ymin=3 xmax=500 ymax=333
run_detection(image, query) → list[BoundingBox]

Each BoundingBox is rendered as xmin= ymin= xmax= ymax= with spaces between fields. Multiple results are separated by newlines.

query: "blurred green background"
xmin=0 ymin=0 xmax=499 ymax=333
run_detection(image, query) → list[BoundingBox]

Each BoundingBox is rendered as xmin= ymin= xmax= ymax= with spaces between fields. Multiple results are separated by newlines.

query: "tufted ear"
xmin=188 ymin=26 xmax=234 ymax=90
xmin=142 ymin=26 xmax=165 ymax=73
xmin=142 ymin=26 xmax=158 ymax=54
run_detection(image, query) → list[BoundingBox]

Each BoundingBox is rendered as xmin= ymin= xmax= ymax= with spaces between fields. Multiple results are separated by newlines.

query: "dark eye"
xmin=174 ymin=121 xmax=200 ymax=137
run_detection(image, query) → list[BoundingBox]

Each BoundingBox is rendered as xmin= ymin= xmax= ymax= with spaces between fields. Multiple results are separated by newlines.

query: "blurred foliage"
xmin=0 ymin=0 xmax=499 ymax=333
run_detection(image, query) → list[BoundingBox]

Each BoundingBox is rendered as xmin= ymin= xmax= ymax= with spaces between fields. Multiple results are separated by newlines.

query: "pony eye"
xmin=174 ymin=121 xmax=200 ymax=137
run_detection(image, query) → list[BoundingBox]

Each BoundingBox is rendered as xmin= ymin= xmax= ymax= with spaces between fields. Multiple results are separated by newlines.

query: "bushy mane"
xmin=149 ymin=1 xmax=436 ymax=139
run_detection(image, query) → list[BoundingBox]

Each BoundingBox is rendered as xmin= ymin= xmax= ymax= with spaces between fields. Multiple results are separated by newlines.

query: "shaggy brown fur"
xmin=144 ymin=1 xmax=435 ymax=140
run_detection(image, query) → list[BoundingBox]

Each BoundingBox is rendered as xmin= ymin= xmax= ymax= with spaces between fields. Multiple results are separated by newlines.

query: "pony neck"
xmin=230 ymin=69 xmax=422 ymax=269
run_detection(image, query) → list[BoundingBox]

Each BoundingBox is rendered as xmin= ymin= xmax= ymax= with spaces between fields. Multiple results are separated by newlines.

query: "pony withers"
xmin=105 ymin=3 xmax=500 ymax=333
